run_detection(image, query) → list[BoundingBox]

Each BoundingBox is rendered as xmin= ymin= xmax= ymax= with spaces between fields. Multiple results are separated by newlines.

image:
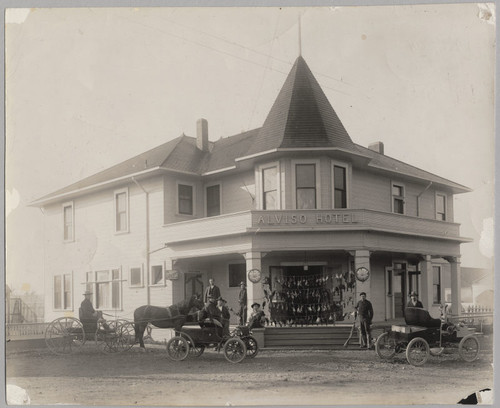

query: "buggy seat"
xmin=404 ymin=307 xmax=441 ymax=328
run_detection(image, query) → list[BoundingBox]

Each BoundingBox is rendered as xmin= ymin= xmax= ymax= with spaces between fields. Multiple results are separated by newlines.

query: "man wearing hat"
xmin=238 ymin=282 xmax=247 ymax=326
xmin=355 ymin=292 xmax=374 ymax=349
xmin=407 ymin=291 xmax=424 ymax=308
xmin=217 ymin=297 xmax=231 ymax=337
xmin=198 ymin=295 xmax=222 ymax=326
xmin=80 ymin=290 xmax=110 ymax=330
xmin=247 ymin=302 xmax=266 ymax=330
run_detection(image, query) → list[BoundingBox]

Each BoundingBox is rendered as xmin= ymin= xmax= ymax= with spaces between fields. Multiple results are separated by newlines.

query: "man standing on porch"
xmin=204 ymin=278 xmax=221 ymax=303
xmin=238 ymin=282 xmax=247 ymax=326
xmin=355 ymin=292 xmax=373 ymax=349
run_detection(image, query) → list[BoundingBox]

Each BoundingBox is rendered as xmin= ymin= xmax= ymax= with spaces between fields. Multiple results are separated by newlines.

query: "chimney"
xmin=368 ymin=141 xmax=384 ymax=155
xmin=196 ymin=118 xmax=209 ymax=152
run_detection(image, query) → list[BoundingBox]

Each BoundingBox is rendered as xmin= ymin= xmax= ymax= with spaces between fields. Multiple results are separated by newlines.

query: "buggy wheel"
xmin=45 ymin=317 xmax=85 ymax=355
xmin=95 ymin=320 xmax=121 ymax=353
xmin=459 ymin=334 xmax=480 ymax=362
xmin=166 ymin=336 xmax=189 ymax=361
xmin=375 ymin=332 xmax=397 ymax=359
xmin=223 ymin=337 xmax=246 ymax=363
xmin=244 ymin=336 xmax=259 ymax=358
xmin=113 ymin=322 xmax=136 ymax=352
xmin=406 ymin=337 xmax=430 ymax=366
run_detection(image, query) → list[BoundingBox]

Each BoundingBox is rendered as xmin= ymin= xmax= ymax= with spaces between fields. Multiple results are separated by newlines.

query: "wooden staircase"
xmin=263 ymin=325 xmax=355 ymax=349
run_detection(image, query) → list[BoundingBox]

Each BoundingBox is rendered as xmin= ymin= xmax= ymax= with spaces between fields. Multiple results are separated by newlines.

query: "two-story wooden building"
xmin=33 ymin=56 xmax=471 ymax=327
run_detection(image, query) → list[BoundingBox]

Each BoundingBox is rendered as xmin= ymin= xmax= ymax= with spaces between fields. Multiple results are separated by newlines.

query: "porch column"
xmin=419 ymin=255 xmax=433 ymax=309
xmin=245 ymin=252 xmax=264 ymax=323
xmin=354 ymin=250 xmax=371 ymax=299
xmin=446 ymin=256 xmax=462 ymax=317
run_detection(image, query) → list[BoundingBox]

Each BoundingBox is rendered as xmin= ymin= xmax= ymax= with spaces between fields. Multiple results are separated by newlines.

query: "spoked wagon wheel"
xmin=166 ymin=336 xmax=189 ymax=361
xmin=223 ymin=337 xmax=247 ymax=363
xmin=375 ymin=332 xmax=397 ymax=359
xmin=459 ymin=334 xmax=480 ymax=362
xmin=45 ymin=317 xmax=85 ymax=355
xmin=113 ymin=321 xmax=136 ymax=353
xmin=244 ymin=336 xmax=259 ymax=358
xmin=406 ymin=337 xmax=430 ymax=366
xmin=180 ymin=332 xmax=205 ymax=357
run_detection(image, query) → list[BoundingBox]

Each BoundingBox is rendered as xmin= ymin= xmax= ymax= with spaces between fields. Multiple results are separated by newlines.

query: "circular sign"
xmin=355 ymin=267 xmax=370 ymax=282
xmin=248 ymin=268 xmax=262 ymax=283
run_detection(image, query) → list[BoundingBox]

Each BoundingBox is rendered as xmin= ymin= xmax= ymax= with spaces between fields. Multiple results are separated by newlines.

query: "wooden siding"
xmin=43 ymin=176 xmax=172 ymax=322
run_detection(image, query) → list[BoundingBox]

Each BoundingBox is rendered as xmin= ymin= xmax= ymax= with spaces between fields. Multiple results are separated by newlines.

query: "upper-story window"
xmin=263 ymin=167 xmax=278 ymax=209
xmin=178 ymin=183 xmax=194 ymax=215
xmin=206 ymin=184 xmax=221 ymax=217
xmin=391 ymin=182 xmax=405 ymax=214
xmin=436 ymin=193 xmax=447 ymax=221
xmin=332 ymin=162 xmax=349 ymax=209
xmin=295 ymin=163 xmax=317 ymax=209
xmin=257 ymin=162 xmax=281 ymax=210
xmin=114 ymin=188 xmax=129 ymax=233
xmin=63 ymin=201 xmax=74 ymax=241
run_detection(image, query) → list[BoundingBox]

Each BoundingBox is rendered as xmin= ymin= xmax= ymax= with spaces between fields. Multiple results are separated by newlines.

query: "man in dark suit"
xmin=204 ymin=278 xmax=221 ymax=303
xmin=199 ymin=295 xmax=222 ymax=323
xmin=407 ymin=291 xmax=424 ymax=308
xmin=355 ymin=292 xmax=373 ymax=349
xmin=238 ymin=282 xmax=247 ymax=326
xmin=217 ymin=297 xmax=231 ymax=337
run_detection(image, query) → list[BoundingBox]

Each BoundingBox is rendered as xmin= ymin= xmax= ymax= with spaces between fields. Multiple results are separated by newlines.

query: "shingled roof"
xmin=32 ymin=55 xmax=470 ymax=206
xmin=243 ymin=56 xmax=358 ymax=156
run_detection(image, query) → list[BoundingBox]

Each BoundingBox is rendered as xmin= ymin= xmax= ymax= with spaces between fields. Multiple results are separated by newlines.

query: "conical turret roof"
xmin=244 ymin=56 xmax=357 ymax=156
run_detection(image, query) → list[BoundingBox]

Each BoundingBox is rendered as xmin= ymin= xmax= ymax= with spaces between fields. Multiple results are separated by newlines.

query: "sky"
xmin=5 ymin=4 xmax=496 ymax=295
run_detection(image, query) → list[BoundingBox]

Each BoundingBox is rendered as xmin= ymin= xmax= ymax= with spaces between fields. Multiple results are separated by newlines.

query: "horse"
xmin=133 ymin=294 xmax=204 ymax=349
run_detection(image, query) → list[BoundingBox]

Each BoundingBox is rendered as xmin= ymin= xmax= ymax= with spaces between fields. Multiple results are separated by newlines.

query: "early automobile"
xmin=375 ymin=306 xmax=480 ymax=366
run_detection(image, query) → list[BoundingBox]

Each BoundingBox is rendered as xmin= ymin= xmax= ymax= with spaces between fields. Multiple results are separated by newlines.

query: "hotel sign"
xmin=254 ymin=211 xmax=359 ymax=227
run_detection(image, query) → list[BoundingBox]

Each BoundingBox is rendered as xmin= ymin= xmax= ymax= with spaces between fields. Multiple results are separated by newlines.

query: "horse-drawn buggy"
xmin=44 ymin=312 xmax=135 ymax=354
xmin=166 ymin=320 xmax=259 ymax=364
xmin=375 ymin=306 xmax=481 ymax=366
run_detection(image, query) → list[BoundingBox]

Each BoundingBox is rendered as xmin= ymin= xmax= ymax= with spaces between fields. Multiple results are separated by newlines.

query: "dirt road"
xmin=6 ymin=343 xmax=493 ymax=406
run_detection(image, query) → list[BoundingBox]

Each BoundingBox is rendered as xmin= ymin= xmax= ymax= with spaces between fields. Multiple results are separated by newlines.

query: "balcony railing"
xmin=164 ymin=209 xmax=464 ymax=245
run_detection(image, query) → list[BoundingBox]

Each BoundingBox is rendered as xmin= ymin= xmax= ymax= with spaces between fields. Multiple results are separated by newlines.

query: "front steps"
xmin=263 ymin=325 xmax=354 ymax=349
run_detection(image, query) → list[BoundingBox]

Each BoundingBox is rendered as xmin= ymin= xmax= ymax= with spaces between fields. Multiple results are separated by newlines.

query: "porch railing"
xmin=6 ymin=322 xmax=50 ymax=339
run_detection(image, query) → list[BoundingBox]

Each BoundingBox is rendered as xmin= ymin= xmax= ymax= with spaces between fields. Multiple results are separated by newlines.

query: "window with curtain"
xmin=54 ymin=275 xmax=62 ymax=309
xmin=392 ymin=183 xmax=405 ymax=214
xmin=263 ymin=166 xmax=278 ymax=210
xmin=296 ymin=164 xmax=316 ymax=209
xmin=96 ymin=270 xmax=110 ymax=309
xmin=333 ymin=165 xmax=347 ymax=208
xmin=436 ymin=194 xmax=446 ymax=221
xmin=53 ymin=274 xmax=72 ymax=310
xmin=151 ymin=265 xmax=164 ymax=285
xmin=63 ymin=203 xmax=74 ymax=241
xmin=115 ymin=191 xmax=128 ymax=232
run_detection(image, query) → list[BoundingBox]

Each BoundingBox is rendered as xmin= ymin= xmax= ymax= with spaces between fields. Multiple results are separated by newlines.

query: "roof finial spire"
xmin=298 ymin=13 xmax=302 ymax=56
